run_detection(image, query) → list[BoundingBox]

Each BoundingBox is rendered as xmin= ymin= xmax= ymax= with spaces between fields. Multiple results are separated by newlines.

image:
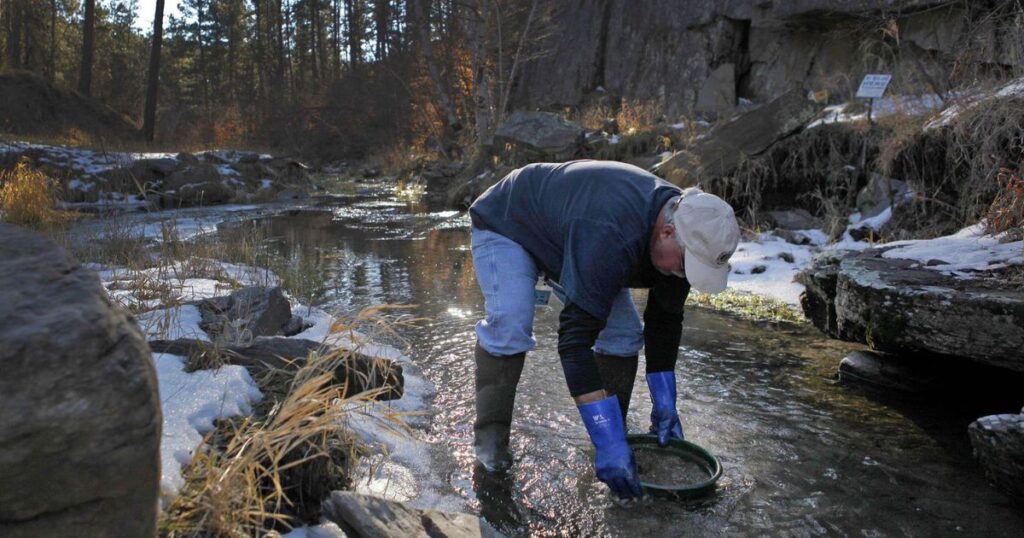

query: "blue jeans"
xmin=472 ymin=227 xmax=644 ymax=357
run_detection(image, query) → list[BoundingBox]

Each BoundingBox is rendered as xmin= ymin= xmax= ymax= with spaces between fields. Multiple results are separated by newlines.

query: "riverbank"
xmin=26 ymin=200 xmax=450 ymax=535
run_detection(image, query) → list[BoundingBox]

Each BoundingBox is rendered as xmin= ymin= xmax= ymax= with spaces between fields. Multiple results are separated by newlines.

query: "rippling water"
xmin=218 ymin=182 xmax=1022 ymax=537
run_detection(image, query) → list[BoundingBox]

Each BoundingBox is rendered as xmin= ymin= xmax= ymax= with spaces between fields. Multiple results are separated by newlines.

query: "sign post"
xmin=855 ymin=74 xmax=892 ymax=124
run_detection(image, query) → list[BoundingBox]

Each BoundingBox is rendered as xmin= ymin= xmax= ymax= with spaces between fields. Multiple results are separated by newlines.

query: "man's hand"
xmin=650 ymin=406 xmax=684 ymax=447
xmin=646 ymin=371 xmax=685 ymax=446
xmin=577 ymin=395 xmax=643 ymax=499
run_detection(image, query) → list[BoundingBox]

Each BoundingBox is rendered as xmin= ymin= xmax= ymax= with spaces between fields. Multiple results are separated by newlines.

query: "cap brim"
xmin=684 ymin=249 xmax=730 ymax=294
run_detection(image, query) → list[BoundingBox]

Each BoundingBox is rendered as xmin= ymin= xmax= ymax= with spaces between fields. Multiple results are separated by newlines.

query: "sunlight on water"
xmin=210 ymin=180 xmax=1024 ymax=537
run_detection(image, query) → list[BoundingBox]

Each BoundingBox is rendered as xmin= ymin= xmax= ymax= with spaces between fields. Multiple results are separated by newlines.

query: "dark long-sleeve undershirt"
xmin=557 ymin=303 xmax=605 ymax=396
xmin=557 ymin=278 xmax=689 ymax=396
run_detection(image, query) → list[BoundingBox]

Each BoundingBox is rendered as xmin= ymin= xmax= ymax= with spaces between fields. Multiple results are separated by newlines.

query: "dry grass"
xmin=881 ymin=94 xmax=1024 ymax=229
xmin=0 ymin=159 xmax=62 ymax=227
xmin=986 ymin=165 xmax=1024 ymax=234
xmin=160 ymin=344 xmax=406 ymax=537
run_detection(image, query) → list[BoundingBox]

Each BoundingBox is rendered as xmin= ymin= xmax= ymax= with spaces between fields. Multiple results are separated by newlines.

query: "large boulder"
xmin=493 ymin=111 xmax=585 ymax=161
xmin=0 ymin=223 xmax=161 ymax=537
xmin=969 ymin=412 xmax=1024 ymax=501
xmin=795 ymin=250 xmax=851 ymax=338
xmin=856 ymin=173 xmax=912 ymax=219
xmin=695 ymin=63 xmax=737 ymax=118
xmin=159 ymin=162 xmax=234 ymax=207
xmin=189 ymin=286 xmax=293 ymax=344
xmin=799 ymin=249 xmax=1024 ymax=372
xmin=321 ymin=491 xmax=504 ymax=538
xmin=656 ymin=89 xmax=820 ymax=185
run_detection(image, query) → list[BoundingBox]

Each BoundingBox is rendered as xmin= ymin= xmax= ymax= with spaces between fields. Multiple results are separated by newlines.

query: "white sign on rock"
xmin=856 ymin=74 xmax=892 ymax=99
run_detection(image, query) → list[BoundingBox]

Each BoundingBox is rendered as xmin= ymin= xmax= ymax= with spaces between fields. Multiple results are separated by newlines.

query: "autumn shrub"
xmin=0 ymin=160 xmax=60 ymax=227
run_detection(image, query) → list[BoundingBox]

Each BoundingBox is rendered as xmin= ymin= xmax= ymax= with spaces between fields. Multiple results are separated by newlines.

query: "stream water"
xmin=196 ymin=182 xmax=1022 ymax=536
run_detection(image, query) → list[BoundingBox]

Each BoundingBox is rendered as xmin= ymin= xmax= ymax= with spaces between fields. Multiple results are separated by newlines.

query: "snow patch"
xmin=881 ymin=224 xmax=1024 ymax=275
xmin=155 ymin=353 xmax=262 ymax=502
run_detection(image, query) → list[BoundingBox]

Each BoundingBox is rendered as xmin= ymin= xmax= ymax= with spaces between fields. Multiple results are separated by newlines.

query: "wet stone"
xmin=634 ymin=447 xmax=710 ymax=486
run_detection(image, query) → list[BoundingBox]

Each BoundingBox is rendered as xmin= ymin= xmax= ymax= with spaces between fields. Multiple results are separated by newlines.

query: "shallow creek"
xmin=109 ymin=182 xmax=1024 ymax=536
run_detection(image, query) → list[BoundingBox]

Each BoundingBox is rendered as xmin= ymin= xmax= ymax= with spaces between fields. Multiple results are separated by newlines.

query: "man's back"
xmin=469 ymin=160 xmax=679 ymax=318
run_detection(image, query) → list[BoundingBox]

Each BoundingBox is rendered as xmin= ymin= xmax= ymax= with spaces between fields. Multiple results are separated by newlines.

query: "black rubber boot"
xmin=473 ymin=342 xmax=526 ymax=473
xmin=593 ymin=352 xmax=639 ymax=423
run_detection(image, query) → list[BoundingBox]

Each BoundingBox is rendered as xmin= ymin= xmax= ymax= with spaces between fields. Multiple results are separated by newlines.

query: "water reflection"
xmin=217 ymin=182 xmax=1024 ymax=537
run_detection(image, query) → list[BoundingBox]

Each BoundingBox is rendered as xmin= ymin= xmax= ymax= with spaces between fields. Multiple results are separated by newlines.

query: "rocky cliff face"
xmin=514 ymin=1 xmax=1021 ymax=117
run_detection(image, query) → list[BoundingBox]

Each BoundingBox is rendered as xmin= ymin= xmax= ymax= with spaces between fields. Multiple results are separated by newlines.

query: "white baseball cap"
xmin=669 ymin=188 xmax=740 ymax=294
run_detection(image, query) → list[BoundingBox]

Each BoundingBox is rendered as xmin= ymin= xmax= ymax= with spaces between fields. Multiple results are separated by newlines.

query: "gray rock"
xmin=282 ymin=314 xmax=309 ymax=336
xmin=657 ymin=89 xmax=821 ymax=185
xmin=198 ymin=151 xmax=229 ymax=164
xmin=856 ymin=173 xmax=911 ymax=219
xmin=176 ymin=152 xmax=199 ymax=164
xmin=493 ymin=111 xmax=585 ymax=161
xmin=822 ymin=252 xmax=1024 ymax=371
xmin=0 ymin=223 xmax=161 ymax=538
xmin=130 ymin=157 xmax=182 ymax=182
xmin=277 ymin=188 xmax=308 ymax=201
xmin=148 ymin=337 xmax=404 ymax=400
xmin=696 ymin=63 xmax=737 ymax=118
xmin=838 ymin=350 xmax=947 ymax=393
xmin=969 ymin=413 xmax=1024 ymax=501
xmin=774 ymin=228 xmax=820 ymax=245
xmin=190 ymin=286 xmax=293 ymax=344
xmin=321 ymin=491 xmax=504 ymax=538
xmin=796 ymin=250 xmax=854 ymax=338
xmin=766 ymin=208 xmax=821 ymax=230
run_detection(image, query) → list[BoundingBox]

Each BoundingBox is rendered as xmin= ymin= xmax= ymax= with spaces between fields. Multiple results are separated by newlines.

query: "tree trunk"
xmin=254 ymin=0 xmax=266 ymax=101
xmin=374 ymin=0 xmax=390 ymax=59
xmin=275 ymin=0 xmax=286 ymax=98
xmin=466 ymin=1 xmax=494 ymax=153
xmin=498 ymin=0 xmax=538 ymax=120
xmin=143 ymin=0 xmax=166 ymax=141
xmin=5 ymin=0 xmax=24 ymax=69
xmin=410 ymin=0 xmax=459 ymax=158
xmin=78 ymin=0 xmax=95 ymax=96
xmin=346 ymin=0 xmax=362 ymax=67
xmin=48 ymin=0 xmax=56 ymax=80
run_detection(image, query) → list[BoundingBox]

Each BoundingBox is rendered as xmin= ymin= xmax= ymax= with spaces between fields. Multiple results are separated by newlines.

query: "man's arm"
xmin=643 ymin=276 xmax=691 ymax=373
xmin=558 ymin=302 xmax=606 ymax=401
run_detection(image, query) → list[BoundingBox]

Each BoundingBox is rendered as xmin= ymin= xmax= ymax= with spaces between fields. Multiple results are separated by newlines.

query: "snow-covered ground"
xmin=807 ymin=93 xmax=947 ymax=129
xmin=89 ymin=251 xmax=456 ymax=521
xmin=1 ymin=140 xmax=288 ymax=208
xmin=155 ymin=352 xmax=263 ymax=504
xmin=726 ymin=215 xmax=1023 ymax=308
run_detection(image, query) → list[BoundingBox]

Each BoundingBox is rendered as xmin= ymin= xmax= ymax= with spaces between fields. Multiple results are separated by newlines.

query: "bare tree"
xmin=411 ymin=0 xmax=459 ymax=158
xmin=143 ymin=0 xmax=166 ymax=141
xmin=78 ymin=0 xmax=95 ymax=95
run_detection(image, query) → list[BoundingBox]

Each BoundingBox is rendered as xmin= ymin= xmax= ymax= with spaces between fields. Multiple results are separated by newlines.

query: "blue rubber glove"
xmin=646 ymin=371 xmax=685 ymax=446
xmin=577 ymin=396 xmax=643 ymax=499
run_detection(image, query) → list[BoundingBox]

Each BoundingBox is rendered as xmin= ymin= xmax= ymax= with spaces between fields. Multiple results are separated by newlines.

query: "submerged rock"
xmin=321 ymin=491 xmax=504 ymax=538
xmin=0 ymin=223 xmax=161 ymax=537
xmin=969 ymin=412 xmax=1024 ymax=501
xmin=837 ymin=350 xmax=948 ymax=393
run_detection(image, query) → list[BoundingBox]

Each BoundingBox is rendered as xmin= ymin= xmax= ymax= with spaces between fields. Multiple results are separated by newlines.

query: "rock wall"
xmin=514 ymin=1 xmax=1022 ymax=117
